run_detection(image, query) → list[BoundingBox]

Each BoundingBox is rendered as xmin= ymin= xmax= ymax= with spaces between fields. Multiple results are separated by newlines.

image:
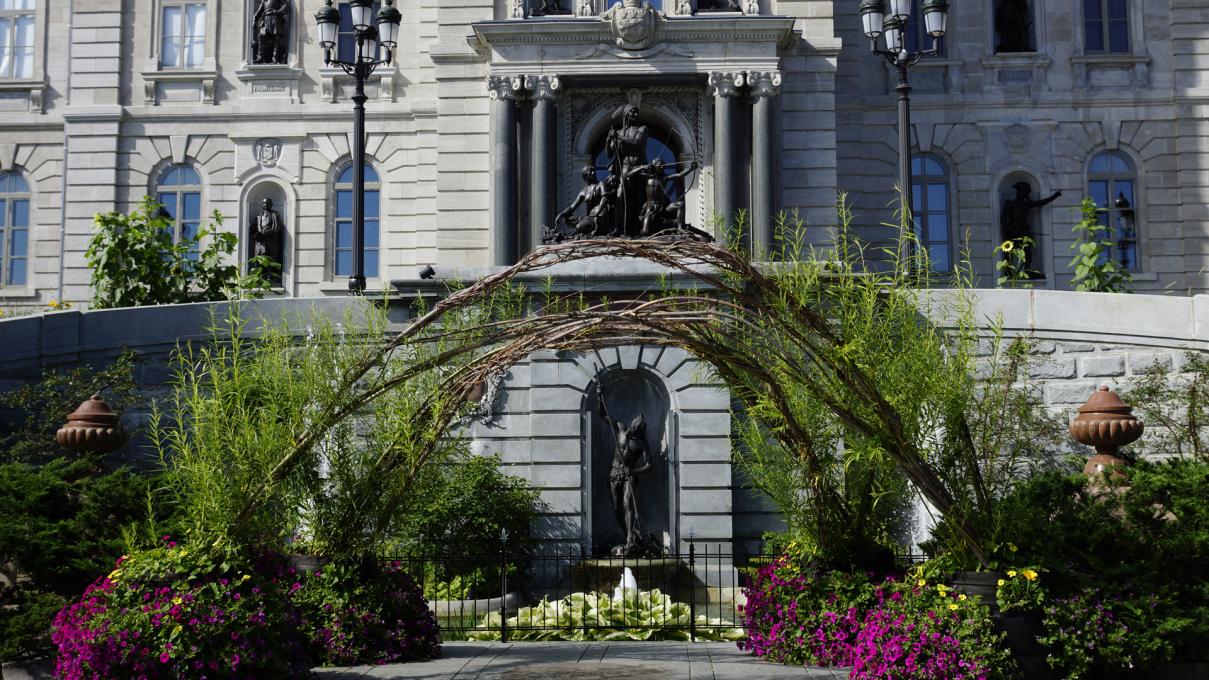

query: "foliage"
xmin=1068 ymin=197 xmax=1131 ymax=293
xmin=51 ymin=541 xmax=312 ymax=679
xmin=86 ymin=197 xmax=277 ymax=310
xmin=292 ymin=559 xmax=440 ymax=666
xmin=993 ymin=460 xmax=1209 ymax=663
xmin=0 ymin=589 xmax=66 ymax=662
xmin=1122 ymin=351 xmax=1209 ymax=461
xmin=399 ymin=452 xmax=543 ymax=557
xmin=1037 ymin=591 xmax=1176 ymax=678
xmin=994 ymin=567 xmax=1044 ymax=615
xmin=468 ymin=588 xmax=743 ymax=642
xmin=0 ymin=350 xmax=139 ymax=466
xmin=995 ymin=237 xmax=1034 ymax=289
xmin=740 ymin=554 xmax=1014 ymax=678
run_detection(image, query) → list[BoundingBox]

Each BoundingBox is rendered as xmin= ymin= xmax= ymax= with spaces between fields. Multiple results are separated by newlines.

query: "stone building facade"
xmin=1 ymin=1 xmax=1204 ymax=311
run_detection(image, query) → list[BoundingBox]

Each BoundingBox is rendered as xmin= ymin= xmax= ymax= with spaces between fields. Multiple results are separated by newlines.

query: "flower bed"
xmin=740 ymin=555 xmax=1014 ymax=679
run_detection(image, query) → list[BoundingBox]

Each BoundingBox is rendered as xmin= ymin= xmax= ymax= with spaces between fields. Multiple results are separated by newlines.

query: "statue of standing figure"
xmin=607 ymin=104 xmax=650 ymax=238
xmin=995 ymin=0 xmax=1033 ymax=53
xmin=252 ymin=0 xmax=291 ymax=65
xmin=597 ymin=384 xmax=657 ymax=557
xmin=250 ymin=197 xmax=284 ymax=284
xmin=1001 ymin=181 xmax=1060 ymax=276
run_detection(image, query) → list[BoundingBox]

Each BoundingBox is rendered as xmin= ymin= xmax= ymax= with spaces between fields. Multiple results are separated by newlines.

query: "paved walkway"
xmin=314 ymin=642 xmax=847 ymax=679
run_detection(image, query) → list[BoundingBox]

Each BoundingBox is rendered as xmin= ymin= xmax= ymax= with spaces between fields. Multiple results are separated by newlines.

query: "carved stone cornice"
xmin=525 ymin=74 xmax=561 ymax=100
xmin=708 ymin=71 xmax=746 ymax=97
xmin=748 ymin=70 xmax=782 ymax=98
xmin=487 ymin=75 xmax=526 ymax=101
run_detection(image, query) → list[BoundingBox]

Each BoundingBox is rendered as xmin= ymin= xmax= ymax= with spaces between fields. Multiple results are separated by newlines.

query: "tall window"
xmin=1084 ymin=0 xmax=1129 ymax=54
xmin=0 ymin=171 xmax=28 ymax=286
xmin=905 ymin=0 xmax=945 ymax=57
xmin=1087 ymin=151 xmax=1138 ymax=271
xmin=156 ymin=165 xmax=202 ymax=260
xmin=911 ymin=155 xmax=952 ymax=272
xmin=333 ymin=164 xmax=380 ymax=279
xmin=336 ymin=2 xmax=379 ymax=64
xmin=0 ymin=0 xmax=35 ymax=79
xmin=160 ymin=1 xmax=206 ymax=68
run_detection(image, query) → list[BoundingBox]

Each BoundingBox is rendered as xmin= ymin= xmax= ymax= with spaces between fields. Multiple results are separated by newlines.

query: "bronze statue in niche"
xmin=250 ymin=197 xmax=284 ymax=284
xmin=252 ymin=0 xmax=291 ymax=64
xmin=597 ymin=384 xmax=660 ymax=557
xmin=1001 ymin=181 xmax=1060 ymax=277
xmin=995 ymin=0 xmax=1033 ymax=53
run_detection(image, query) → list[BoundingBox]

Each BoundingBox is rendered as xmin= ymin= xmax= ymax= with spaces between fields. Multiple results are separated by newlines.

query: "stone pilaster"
xmin=709 ymin=71 xmax=745 ymax=242
xmin=526 ymin=74 xmax=560 ymax=253
xmin=749 ymin=70 xmax=781 ymax=257
xmin=488 ymin=75 xmax=525 ymax=266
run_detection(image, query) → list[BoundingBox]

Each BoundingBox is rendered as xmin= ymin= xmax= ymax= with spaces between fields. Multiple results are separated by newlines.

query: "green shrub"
xmin=1069 ymin=197 xmax=1131 ymax=293
xmin=86 ymin=197 xmax=276 ymax=309
xmin=0 ymin=589 xmax=66 ymax=661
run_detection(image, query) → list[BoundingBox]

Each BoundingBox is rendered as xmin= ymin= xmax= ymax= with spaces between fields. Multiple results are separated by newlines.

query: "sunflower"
xmin=1000 ymin=240 xmax=1015 ymax=253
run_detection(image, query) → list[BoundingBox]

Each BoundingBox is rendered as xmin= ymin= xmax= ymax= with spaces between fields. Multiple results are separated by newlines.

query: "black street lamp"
xmin=315 ymin=0 xmax=402 ymax=294
xmin=860 ymin=0 xmax=948 ymax=256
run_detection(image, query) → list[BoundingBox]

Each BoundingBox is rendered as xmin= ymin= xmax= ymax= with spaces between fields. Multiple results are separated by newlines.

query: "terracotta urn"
xmin=55 ymin=395 xmax=128 ymax=454
xmin=1068 ymin=386 xmax=1143 ymax=480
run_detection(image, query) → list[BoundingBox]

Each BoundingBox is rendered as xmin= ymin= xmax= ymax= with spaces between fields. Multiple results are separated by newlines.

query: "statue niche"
xmin=994 ymin=0 xmax=1034 ymax=53
xmin=251 ymin=0 xmax=291 ymax=65
xmin=590 ymin=370 xmax=672 ymax=557
xmin=247 ymin=193 xmax=286 ymax=285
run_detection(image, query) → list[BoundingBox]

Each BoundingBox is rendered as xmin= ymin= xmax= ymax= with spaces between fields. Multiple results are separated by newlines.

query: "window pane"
xmin=363 ymin=166 xmax=380 ymax=183
xmin=364 ymin=217 xmax=379 ymax=247
xmin=13 ymin=0 xmax=37 ymax=9
xmin=364 ymin=249 xmax=378 ymax=279
xmin=1084 ymin=0 xmax=1102 ymax=20
xmin=926 ymin=183 xmax=947 ymax=214
xmin=0 ymin=199 xmax=5 ymax=227
xmin=184 ymin=4 xmax=206 ymax=67
xmin=336 ymin=165 xmax=355 ymax=184
xmin=13 ymin=46 xmax=31 ymax=78
xmin=1111 ymin=153 xmax=1132 ymax=174
xmin=928 ymin=213 xmax=949 ymax=243
xmin=7 ymin=257 xmax=25 ymax=285
xmin=911 ymin=157 xmax=922 ymax=175
xmin=182 ymin=192 xmax=201 ymax=221
xmin=1108 ymin=20 xmax=1129 ymax=53
xmin=12 ymin=198 xmax=28 ymax=226
xmin=1116 ymin=180 xmax=1134 ymax=206
xmin=336 ymin=190 xmax=352 ymax=218
xmin=1085 ymin=21 xmax=1104 ymax=52
xmin=1106 ymin=0 xmax=1126 ymax=20
xmin=1088 ymin=180 xmax=1108 ymax=208
xmin=364 ymin=189 xmax=379 ymax=218
xmin=157 ymin=192 xmax=178 ymax=218
xmin=928 ymin=244 xmax=951 ymax=272
xmin=14 ymin=14 xmax=33 ymax=46
xmin=1089 ymin=154 xmax=1110 ymax=174
xmin=335 ymin=250 xmax=351 ymax=276
xmin=181 ymin=220 xmax=200 ymax=243
xmin=923 ymin=157 xmax=944 ymax=176
xmin=335 ymin=220 xmax=351 ymax=247
xmin=161 ymin=6 xmax=181 ymax=67
xmin=180 ymin=166 xmax=201 ymax=185
xmin=10 ymin=225 xmax=27 ymax=255
xmin=0 ymin=18 xmax=11 ymax=78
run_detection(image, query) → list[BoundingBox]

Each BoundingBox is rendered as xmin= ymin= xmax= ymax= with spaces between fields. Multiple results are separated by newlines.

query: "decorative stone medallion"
xmin=254 ymin=138 xmax=283 ymax=167
xmin=1004 ymin=124 xmax=1030 ymax=155
xmin=603 ymin=0 xmax=658 ymax=50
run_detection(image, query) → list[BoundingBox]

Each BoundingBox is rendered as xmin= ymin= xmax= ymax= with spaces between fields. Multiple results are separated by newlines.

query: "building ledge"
xmin=141 ymin=69 xmax=219 ymax=105
xmin=0 ymin=79 xmax=45 ymax=114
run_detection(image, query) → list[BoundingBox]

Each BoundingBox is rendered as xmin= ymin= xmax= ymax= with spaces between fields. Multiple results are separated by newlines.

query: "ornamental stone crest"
xmin=603 ymin=0 xmax=658 ymax=50
xmin=254 ymin=138 xmax=282 ymax=166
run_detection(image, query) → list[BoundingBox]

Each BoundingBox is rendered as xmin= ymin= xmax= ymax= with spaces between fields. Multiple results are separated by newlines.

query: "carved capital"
xmin=487 ymin=75 xmax=526 ymax=101
xmin=525 ymin=74 xmax=561 ymax=100
xmin=709 ymin=71 xmax=746 ymax=98
xmin=749 ymin=71 xmax=782 ymax=98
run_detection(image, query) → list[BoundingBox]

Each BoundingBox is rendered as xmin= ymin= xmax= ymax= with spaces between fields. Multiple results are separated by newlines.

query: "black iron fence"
xmin=387 ymin=542 xmax=766 ymax=642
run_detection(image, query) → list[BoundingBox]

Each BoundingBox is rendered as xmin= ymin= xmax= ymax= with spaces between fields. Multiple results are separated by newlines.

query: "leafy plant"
xmin=995 ymin=566 xmax=1045 ymax=614
xmin=292 ymin=559 xmax=440 ymax=666
xmin=1123 ymin=351 xmax=1209 ymax=461
xmin=741 ymin=554 xmax=1015 ymax=678
xmin=468 ymin=588 xmax=742 ymax=642
xmin=1038 ymin=591 xmax=1175 ymax=678
xmin=51 ymin=542 xmax=312 ymax=679
xmin=86 ymin=197 xmax=277 ymax=309
xmin=995 ymin=237 xmax=1034 ymax=288
xmin=1069 ymin=197 xmax=1131 ymax=293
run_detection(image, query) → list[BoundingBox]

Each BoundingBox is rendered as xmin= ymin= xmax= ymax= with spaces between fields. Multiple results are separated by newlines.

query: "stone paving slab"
xmin=314 ymin=642 xmax=848 ymax=680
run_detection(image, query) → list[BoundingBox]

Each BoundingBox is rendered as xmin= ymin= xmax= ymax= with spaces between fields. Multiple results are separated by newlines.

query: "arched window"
xmin=156 ymin=164 xmax=203 ymax=260
xmin=0 ymin=171 xmax=29 ymax=286
xmin=333 ymin=163 xmax=380 ymax=279
xmin=911 ymin=154 xmax=953 ymax=272
xmin=1087 ymin=151 xmax=1138 ymax=271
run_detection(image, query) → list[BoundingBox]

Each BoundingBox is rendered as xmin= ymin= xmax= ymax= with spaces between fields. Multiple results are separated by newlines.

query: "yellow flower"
xmin=1008 ymin=543 xmax=1018 ymax=552
xmin=172 ymin=625 xmax=182 ymax=636
xmin=1000 ymin=240 xmax=1015 ymax=253
xmin=997 ymin=579 xmax=1005 ymax=587
xmin=917 ymin=579 xmax=927 ymax=587
xmin=179 ymin=550 xmax=188 ymax=557
xmin=948 ymin=604 xmax=959 ymax=611
xmin=107 ymin=570 xmax=121 ymax=580
xmin=1007 ymin=570 xmax=1018 ymax=578
xmin=936 ymin=583 xmax=948 ymax=593
xmin=172 ymin=597 xmax=183 ymax=605
xmin=241 ymin=574 xmax=251 ymax=582
xmin=1022 ymin=569 xmax=1038 ymax=581
xmin=959 ymin=594 xmax=967 ymax=601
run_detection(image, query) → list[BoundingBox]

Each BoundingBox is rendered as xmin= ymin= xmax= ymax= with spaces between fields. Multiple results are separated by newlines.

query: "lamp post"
xmin=315 ymin=0 xmax=401 ymax=294
xmin=859 ymin=0 xmax=949 ymax=260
